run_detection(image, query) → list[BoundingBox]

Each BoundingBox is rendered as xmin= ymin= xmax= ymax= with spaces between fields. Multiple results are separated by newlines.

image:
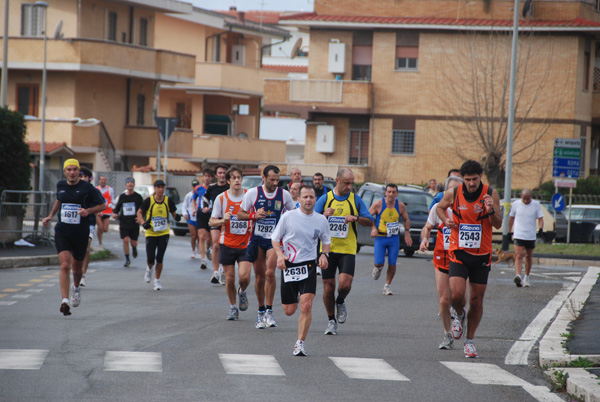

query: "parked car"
xmin=562 ymin=204 xmax=600 ymax=243
xmin=171 ymin=202 xmax=189 ymax=236
xmin=492 ymin=199 xmax=558 ymax=244
xmin=356 ymin=183 xmax=435 ymax=256
xmin=134 ymin=185 xmax=181 ymax=205
xmin=242 ymin=175 xmax=335 ymax=191
xmin=540 ymin=201 xmax=568 ymax=242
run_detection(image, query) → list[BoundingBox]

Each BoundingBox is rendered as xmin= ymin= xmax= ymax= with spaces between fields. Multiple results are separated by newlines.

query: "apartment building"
xmin=264 ymin=0 xmax=600 ymax=188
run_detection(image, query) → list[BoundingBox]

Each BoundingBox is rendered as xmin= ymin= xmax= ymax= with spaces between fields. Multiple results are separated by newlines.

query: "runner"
xmin=312 ymin=172 xmax=330 ymax=199
xmin=42 ymin=159 xmax=106 ymax=316
xmin=314 ymin=168 xmax=373 ymax=335
xmin=203 ymin=165 xmax=229 ymax=284
xmin=436 ymin=160 xmax=502 ymax=358
xmin=78 ymin=167 xmax=100 ymax=287
xmin=238 ymin=165 xmax=296 ymax=329
xmin=112 ymin=177 xmax=143 ymax=267
xmin=209 ymin=167 xmax=252 ymax=321
xmin=272 ymin=185 xmax=331 ymax=356
xmin=429 ymin=169 xmax=461 ymax=210
xmin=286 ymin=167 xmax=303 ymax=191
xmin=137 ymin=180 xmax=179 ymax=291
xmin=289 ymin=182 xmax=301 ymax=209
xmin=193 ymin=168 xmax=214 ymax=269
xmin=420 ymin=175 xmax=464 ymax=349
xmin=184 ymin=179 xmax=200 ymax=259
xmin=95 ymin=175 xmax=115 ymax=247
xmin=369 ymin=183 xmax=412 ymax=295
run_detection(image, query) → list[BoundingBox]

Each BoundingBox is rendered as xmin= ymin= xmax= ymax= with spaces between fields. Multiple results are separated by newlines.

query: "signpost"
xmin=551 ymin=193 xmax=565 ymax=213
xmin=155 ymin=117 xmax=178 ymax=184
xmin=553 ymin=138 xmax=581 ymax=244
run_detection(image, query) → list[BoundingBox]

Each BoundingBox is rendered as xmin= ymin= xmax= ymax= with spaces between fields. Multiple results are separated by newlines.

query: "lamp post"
xmin=35 ymin=1 xmax=48 ymax=192
xmin=1 ymin=0 xmax=9 ymax=107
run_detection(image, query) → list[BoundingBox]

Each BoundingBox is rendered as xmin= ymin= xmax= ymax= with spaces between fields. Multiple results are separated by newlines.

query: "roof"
xmin=208 ymin=9 xmax=291 ymax=39
xmin=217 ymin=10 xmax=282 ymax=24
xmin=262 ymin=64 xmax=308 ymax=73
xmin=28 ymin=142 xmax=74 ymax=156
xmin=280 ymin=13 xmax=600 ymax=31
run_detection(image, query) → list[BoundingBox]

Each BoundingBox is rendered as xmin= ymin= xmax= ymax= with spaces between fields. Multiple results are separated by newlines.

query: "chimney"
xmin=238 ymin=11 xmax=245 ymax=23
xmin=229 ymin=6 xmax=237 ymax=11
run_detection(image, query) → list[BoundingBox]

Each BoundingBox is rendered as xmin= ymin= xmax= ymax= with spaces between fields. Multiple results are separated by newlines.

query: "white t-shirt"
xmin=427 ymin=203 xmax=453 ymax=226
xmin=183 ymin=191 xmax=195 ymax=220
xmin=240 ymin=185 xmax=296 ymax=213
xmin=211 ymin=190 xmax=245 ymax=219
xmin=271 ymin=208 xmax=331 ymax=264
xmin=510 ymin=199 xmax=543 ymax=241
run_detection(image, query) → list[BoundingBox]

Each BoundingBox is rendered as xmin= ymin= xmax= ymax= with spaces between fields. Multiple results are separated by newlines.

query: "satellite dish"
xmin=290 ymin=38 xmax=302 ymax=59
xmin=54 ymin=20 xmax=63 ymax=39
xmin=74 ymin=118 xmax=100 ymax=127
xmin=238 ymin=132 xmax=248 ymax=138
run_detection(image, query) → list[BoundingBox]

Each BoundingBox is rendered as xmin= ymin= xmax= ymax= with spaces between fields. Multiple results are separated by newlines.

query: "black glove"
xmin=538 ymin=228 xmax=543 ymax=236
xmin=175 ymin=213 xmax=182 ymax=222
xmin=142 ymin=221 xmax=151 ymax=230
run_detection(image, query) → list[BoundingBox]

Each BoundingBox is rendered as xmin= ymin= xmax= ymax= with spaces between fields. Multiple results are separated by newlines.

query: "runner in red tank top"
xmin=436 ymin=160 xmax=501 ymax=358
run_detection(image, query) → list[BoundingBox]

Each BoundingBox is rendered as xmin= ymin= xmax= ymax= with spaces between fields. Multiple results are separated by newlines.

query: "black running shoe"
xmin=124 ymin=260 xmax=131 ymax=267
xmin=60 ymin=302 xmax=71 ymax=316
xmin=132 ymin=247 xmax=138 ymax=258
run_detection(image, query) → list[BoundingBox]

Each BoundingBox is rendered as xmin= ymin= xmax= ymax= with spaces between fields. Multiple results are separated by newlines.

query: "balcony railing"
xmin=194 ymin=62 xmax=287 ymax=94
xmin=191 ymin=135 xmax=286 ymax=164
xmin=122 ymin=127 xmax=193 ymax=157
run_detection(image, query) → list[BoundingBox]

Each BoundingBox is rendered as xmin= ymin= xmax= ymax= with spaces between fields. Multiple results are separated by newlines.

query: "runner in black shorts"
xmin=203 ymin=165 xmax=229 ymax=284
xmin=272 ymin=186 xmax=331 ymax=356
xmin=112 ymin=177 xmax=143 ymax=267
xmin=42 ymin=159 xmax=106 ymax=316
xmin=78 ymin=167 xmax=101 ymax=287
xmin=193 ymin=168 xmax=214 ymax=269
xmin=320 ymin=253 xmax=355 ymax=280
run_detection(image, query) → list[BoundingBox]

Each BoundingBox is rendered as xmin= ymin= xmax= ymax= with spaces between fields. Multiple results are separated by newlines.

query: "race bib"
xmin=123 ymin=202 xmax=136 ymax=216
xmin=255 ymin=218 xmax=276 ymax=239
xmin=329 ymin=216 xmax=349 ymax=239
xmin=151 ymin=217 xmax=168 ymax=232
xmin=61 ymin=203 xmax=81 ymax=224
xmin=386 ymin=221 xmax=399 ymax=237
xmin=229 ymin=216 xmax=248 ymax=235
xmin=458 ymin=223 xmax=481 ymax=249
xmin=443 ymin=227 xmax=452 ymax=250
xmin=283 ymin=264 xmax=309 ymax=283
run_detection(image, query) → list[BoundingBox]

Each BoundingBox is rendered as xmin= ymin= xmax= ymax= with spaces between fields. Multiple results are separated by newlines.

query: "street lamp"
xmin=35 ymin=1 xmax=48 ymax=192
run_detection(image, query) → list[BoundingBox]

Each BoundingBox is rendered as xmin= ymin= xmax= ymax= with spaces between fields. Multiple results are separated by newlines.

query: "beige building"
xmin=264 ymin=0 xmax=600 ymax=188
xmin=1 ymin=1 xmax=290 ymax=186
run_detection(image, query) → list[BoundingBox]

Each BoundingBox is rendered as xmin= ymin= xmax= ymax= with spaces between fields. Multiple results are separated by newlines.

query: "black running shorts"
xmin=146 ymin=235 xmax=169 ymax=265
xmin=119 ymin=225 xmax=140 ymax=241
xmin=514 ymin=238 xmax=535 ymax=250
xmin=449 ymin=250 xmax=491 ymax=285
xmin=219 ymin=244 xmax=248 ymax=266
xmin=55 ymin=231 xmax=88 ymax=261
xmin=280 ymin=260 xmax=317 ymax=304
xmin=321 ymin=252 xmax=355 ymax=280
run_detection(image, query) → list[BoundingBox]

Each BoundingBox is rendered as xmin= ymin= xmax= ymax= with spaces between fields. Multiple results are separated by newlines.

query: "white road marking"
xmin=329 ymin=357 xmax=409 ymax=381
xmin=37 ymin=283 xmax=55 ymax=287
xmin=522 ymin=385 xmax=565 ymax=402
xmin=26 ymin=288 xmax=44 ymax=293
xmin=219 ymin=354 xmax=285 ymax=376
xmin=0 ymin=349 xmax=49 ymax=370
xmin=103 ymin=351 xmax=162 ymax=372
xmin=505 ymin=283 xmax=575 ymax=365
xmin=0 ymin=301 xmax=17 ymax=306
xmin=11 ymin=294 xmax=31 ymax=299
xmin=441 ymin=362 xmax=528 ymax=386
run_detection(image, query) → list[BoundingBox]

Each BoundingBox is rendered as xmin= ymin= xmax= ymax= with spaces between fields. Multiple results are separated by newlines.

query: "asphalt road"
xmin=0 ymin=231 xmax=586 ymax=402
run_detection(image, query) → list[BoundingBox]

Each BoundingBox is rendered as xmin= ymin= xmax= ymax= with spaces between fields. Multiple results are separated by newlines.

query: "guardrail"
xmin=0 ymin=190 xmax=54 ymax=247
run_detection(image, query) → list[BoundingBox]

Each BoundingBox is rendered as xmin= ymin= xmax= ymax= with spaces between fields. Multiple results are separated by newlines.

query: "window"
xmin=352 ymin=31 xmax=372 ymax=81
xmin=584 ymin=39 xmax=592 ymax=91
xmin=21 ymin=3 xmax=44 ymax=37
xmin=107 ymin=11 xmax=117 ymax=41
xmin=596 ymin=0 xmax=600 ymax=11
xmin=139 ymin=18 xmax=148 ymax=46
xmin=16 ymin=84 xmax=39 ymax=116
xmin=175 ymin=102 xmax=191 ymax=129
xmin=212 ymin=34 xmax=221 ymax=62
xmin=392 ymin=130 xmax=415 ymax=155
xmin=396 ymin=31 xmax=419 ymax=70
xmin=348 ymin=129 xmax=369 ymax=165
xmin=360 ymin=190 xmax=373 ymax=207
xmin=136 ymin=94 xmax=145 ymax=126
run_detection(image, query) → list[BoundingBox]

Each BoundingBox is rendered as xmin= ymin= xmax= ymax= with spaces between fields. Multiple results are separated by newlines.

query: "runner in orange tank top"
xmin=436 ymin=160 xmax=501 ymax=358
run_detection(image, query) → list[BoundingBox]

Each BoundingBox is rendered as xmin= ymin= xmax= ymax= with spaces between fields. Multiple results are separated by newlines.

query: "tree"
xmin=434 ymin=30 xmax=571 ymax=188
xmin=0 ymin=107 xmax=31 ymax=200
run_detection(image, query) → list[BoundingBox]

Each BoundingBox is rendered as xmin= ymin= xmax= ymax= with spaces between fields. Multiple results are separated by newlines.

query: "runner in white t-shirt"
xmin=272 ymin=185 xmax=330 ymax=356
xmin=508 ymin=189 xmax=544 ymax=288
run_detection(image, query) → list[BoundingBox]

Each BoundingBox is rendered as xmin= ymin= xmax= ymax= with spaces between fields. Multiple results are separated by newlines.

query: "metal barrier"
xmin=0 ymin=190 xmax=55 ymax=247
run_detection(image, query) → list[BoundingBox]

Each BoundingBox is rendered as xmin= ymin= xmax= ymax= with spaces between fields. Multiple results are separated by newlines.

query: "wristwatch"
xmin=321 ymin=252 xmax=329 ymax=258
xmin=488 ymin=208 xmax=496 ymax=216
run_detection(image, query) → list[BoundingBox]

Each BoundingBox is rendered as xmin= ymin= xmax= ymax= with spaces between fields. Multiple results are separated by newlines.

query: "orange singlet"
xmin=218 ymin=190 xmax=250 ymax=249
xmin=448 ymin=183 xmax=493 ymax=264
xmin=433 ymin=212 xmax=452 ymax=272
xmin=98 ymin=186 xmax=113 ymax=215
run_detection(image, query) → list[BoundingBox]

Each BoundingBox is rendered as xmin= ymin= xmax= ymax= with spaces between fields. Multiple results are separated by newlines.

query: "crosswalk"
xmin=0 ymin=349 xmax=562 ymax=400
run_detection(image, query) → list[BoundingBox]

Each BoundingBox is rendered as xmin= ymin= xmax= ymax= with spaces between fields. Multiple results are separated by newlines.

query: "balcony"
xmin=2 ymin=38 xmax=195 ymax=83
xmin=192 ymin=62 xmax=287 ymax=96
xmin=264 ymin=79 xmax=373 ymax=117
xmin=189 ymin=135 xmax=286 ymax=165
xmin=122 ymin=127 xmax=193 ymax=157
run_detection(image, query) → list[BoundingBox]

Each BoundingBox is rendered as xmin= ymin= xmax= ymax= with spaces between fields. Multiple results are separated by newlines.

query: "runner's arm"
xmin=355 ymin=195 xmax=374 ymax=227
xmin=436 ymin=189 xmax=455 ymax=228
xmin=487 ymin=189 xmax=502 ymax=229
xmin=42 ymin=200 xmax=61 ymax=225
xmin=398 ymin=202 xmax=412 ymax=246
xmin=419 ymin=222 xmax=434 ymax=251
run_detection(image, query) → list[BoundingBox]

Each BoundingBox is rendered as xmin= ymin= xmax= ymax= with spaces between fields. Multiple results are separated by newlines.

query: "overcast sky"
xmin=189 ymin=0 xmax=314 ymax=12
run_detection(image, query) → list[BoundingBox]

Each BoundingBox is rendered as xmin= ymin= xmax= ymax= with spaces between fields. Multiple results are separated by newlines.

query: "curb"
xmin=0 ymin=255 xmax=59 ymax=268
xmin=540 ymin=266 xmax=600 ymax=401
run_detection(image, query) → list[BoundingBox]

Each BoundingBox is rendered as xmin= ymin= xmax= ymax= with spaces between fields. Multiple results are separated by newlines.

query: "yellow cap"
xmin=63 ymin=158 xmax=80 ymax=170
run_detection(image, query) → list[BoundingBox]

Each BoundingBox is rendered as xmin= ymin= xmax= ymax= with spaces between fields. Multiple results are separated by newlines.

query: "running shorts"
xmin=196 ymin=212 xmax=210 ymax=230
xmin=219 ymin=244 xmax=248 ymax=266
xmin=119 ymin=226 xmax=140 ymax=241
xmin=514 ymin=238 xmax=535 ymax=250
xmin=146 ymin=235 xmax=169 ymax=265
xmin=246 ymin=237 xmax=273 ymax=263
xmin=449 ymin=250 xmax=491 ymax=285
xmin=55 ymin=231 xmax=88 ymax=261
xmin=321 ymin=252 xmax=355 ymax=280
xmin=374 ymin=235 xmax=400 ymax=266
xmin=280 ymin=260 xmax=317 ymax=304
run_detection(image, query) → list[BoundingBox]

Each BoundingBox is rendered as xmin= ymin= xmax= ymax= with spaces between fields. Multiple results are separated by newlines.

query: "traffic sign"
xmin=552 ymin=167 xmax=580 ymax=178
xmin=554 ymin=138 xmax=581 ymax=148
xmin=554 ymin=178 xmax=577 ymax=188
xmin=552 ymin=158 xmax=580 ymax=169
xmin=553 ymin=148 xmax=580 ymax=158
xmin=553 ymin=137 xmax=581 ymax=178
xmin=551 ymin=193 xmax=565 ymax=212
xmin=155 ymin=117 xmax=179 ymax=142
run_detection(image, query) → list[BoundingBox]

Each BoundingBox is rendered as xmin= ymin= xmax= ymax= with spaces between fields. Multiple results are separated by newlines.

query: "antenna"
xmin=290 ymin=38 xmax=302 ymax=59
xmin=54 ymin=20 xmax=63 ymax=39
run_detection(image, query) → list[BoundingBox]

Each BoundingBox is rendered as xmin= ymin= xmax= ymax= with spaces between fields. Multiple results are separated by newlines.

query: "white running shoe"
xmin=439 ymin=333 xmax=454 ymax=350
xmin=153 ymin=279 xmax=162 ymax=291
xmin=238 ymin=288 xmax=249 ymax=311
xmin=210 ymin=271 xmax=220 ymax=284
xmin=191 ymin=251 xmax=197 ymax=259
xmin=265 ymin=309 xmax=277 ymax=327
xmin=145 ymin=269 xmax=152 ymax=283
xmin=79 ymin=276 xmax=86 ymax=287
xmin=372 ymin=266 xmax=383 ymax=280
xmin=336 ymin=302 xmax=347 ymax=323
xmin=255 ymin=311 xmax=266 ymax=329
xmin=464 ymin=342 xmax=479 ymax=358
xmin=324 ymin=319 xmax=337 ymax=335
xmin=70 ymin=286 xmax=81 ymax=308
xmin=293 ymin=340 xmax=307 ymax=356
xmin=514 ymin=275 xmax=522 ymax=287
xmin=383 ymin=284 xmax=393 ymax=295
xmin=200 ymin=259 xmax=207 ymax=270
xmin=227 ymin=307 xmax=239 ymax=321
xmin=451 ymin=308 xmax=466 ymax=340
xmin=523 ymin=276 xmax=530 ymax=287
xmin=219 ymin=265 xmax=226 ymax=285
xmin=316 ymin=267 xmax=322 ymax=276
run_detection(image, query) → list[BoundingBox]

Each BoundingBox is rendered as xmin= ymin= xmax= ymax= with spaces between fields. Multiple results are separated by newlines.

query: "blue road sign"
xmin=552 ymin=167 xmax=580 ymax=178
xmin=551 ymin=193 xmax=565 ymax=212
xmin=155 ymin=117 xmax=179 ymax=142
xmin=553 ymin=157 xmax=580 ymax=169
